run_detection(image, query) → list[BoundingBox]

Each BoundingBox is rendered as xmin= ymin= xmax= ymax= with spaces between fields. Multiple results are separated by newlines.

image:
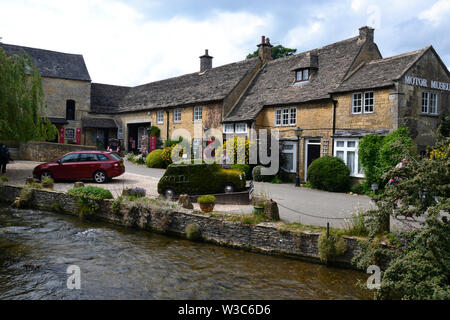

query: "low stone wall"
xmin=18 ymin=141 xmax=96 ymax=161
xmin=0 ymin=185 xmax=363 ymax=269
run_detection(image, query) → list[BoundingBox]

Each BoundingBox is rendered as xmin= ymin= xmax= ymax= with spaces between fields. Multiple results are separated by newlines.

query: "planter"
xmin=199 ymin=202 xmax=215 ymax=213
xmin=253 ymin=206 xmax=265 ymax=215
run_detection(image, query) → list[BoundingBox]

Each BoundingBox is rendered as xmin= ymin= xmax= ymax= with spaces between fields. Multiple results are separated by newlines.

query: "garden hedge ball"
xmin=307 ymin=156 xmax=350 ymax=192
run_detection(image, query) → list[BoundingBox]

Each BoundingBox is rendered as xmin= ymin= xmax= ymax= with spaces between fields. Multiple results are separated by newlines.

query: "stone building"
xmin=0 ymin=43 xmax=92 ymax=146
xmin=1 ymin=26 xmax=448 ymax=182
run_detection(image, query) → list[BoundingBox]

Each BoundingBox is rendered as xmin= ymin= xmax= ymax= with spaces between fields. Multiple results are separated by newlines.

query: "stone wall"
xmin=0 ymin=184 xmax=365 ymax=270
xmin=18 ymin=141 xmax=96 ymax=161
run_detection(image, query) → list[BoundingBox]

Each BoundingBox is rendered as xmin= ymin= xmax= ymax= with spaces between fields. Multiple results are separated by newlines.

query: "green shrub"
xmin=158 ymin=163 xmax=245 ymax=196
xmin=185 ymin=223 xmax=201 ymax=240
xmin=252 ymin=165 xmax=274 ymax=182
xmin=378 ymin=127 xmax=415 ymax=174
xmin=359 ymin=134 xmax=384 ymax=186
xmin=67 ymin=186 xmax=113 ymax=201
xmin=149 ymin=126 xmax=160 ymax=137
xmin=318 ymin=232 xmax=347 ymax=264
xmin=271 ymin=177 xmax=282 ymax=184
xmin=0 ymin=175 xmax=8 ymax=183
xmin=197 ymin=195 xmax=216 ymax=204
xmin=307 ymin=156 xmax=350 ymax=192
xmin=164 ymin=137 xmax=183 ymax=148
xmin=231 ymin=164 xmax=251 ymax=179
xmin=125 ymin=153 xmax=136 ymax=162
xmin=134 ymin=154 xmax=145 ymax=165
xmin=145 ymin=149 xmax=165 ymax=168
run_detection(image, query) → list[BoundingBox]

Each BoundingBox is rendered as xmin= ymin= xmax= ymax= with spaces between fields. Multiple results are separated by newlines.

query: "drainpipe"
xmin=331 ymin=97 xmax=337 ymax=155
xmin=166 ymin=110 xmax=170 ymax=141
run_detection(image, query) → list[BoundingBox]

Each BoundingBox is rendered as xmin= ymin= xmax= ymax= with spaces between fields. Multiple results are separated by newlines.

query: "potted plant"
xmin=197 ymin=195 xmax=216 ymax=213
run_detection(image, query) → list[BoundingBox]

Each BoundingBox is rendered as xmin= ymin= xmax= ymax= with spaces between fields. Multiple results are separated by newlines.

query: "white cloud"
xmin=0 ymin=0 xmax=271 ymax=86
xmin=419 ymin=0 xmax=450 ymax=26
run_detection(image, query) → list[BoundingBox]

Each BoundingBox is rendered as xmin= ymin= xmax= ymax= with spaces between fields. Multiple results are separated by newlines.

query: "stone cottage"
xmin=1 ymin=26 xmax=448 ymax=181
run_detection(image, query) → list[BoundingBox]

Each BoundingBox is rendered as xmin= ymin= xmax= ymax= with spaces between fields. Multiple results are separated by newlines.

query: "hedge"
xmin=307 ymin=156 xmax=350 ymax=192
xmin=145 ymin=149 xmax=166 ymax=168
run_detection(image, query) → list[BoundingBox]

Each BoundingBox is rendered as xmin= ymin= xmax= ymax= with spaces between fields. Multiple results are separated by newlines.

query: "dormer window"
xmin=295 ymin=68 xmax=309 ymax=82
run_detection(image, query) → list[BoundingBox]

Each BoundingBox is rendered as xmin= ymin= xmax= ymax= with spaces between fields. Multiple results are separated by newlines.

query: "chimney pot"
xmin=261 ymin=36 xmax=265 ymax=45
xmin=257 ymin=35 xmax=273 ymax=62
xmin=359 ymin=26 xmax=374 ymax=43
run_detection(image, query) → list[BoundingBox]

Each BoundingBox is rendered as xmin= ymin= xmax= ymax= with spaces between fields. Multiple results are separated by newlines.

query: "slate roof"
xmin=92 ymin=58 xmax=261 ymax=114
xmin=224 ymin=36 xmax=367 ymax=122
xmin=82 ymin=117 xmax=118 ymax=129
xmin=333 ymin=47 xmax=429 ymax=93
xmin=0 ymin=43 xmax=91 ymax=81
xmin=91 ymin=83 xmax=131 ymax=114
xmin=334 ymin=129 xmax=390 ymax=138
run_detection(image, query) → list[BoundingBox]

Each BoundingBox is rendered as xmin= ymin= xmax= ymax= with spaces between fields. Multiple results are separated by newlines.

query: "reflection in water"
xmin=0 ymin=206 xmax=371 ymax=300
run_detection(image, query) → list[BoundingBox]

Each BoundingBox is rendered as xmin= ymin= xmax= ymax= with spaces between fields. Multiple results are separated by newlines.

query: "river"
xmin=0 ymin=206 xmax=371 ymax=300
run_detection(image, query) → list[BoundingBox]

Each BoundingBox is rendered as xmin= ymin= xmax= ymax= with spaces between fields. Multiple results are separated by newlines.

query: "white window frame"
xmin=364 ymin=91 xmax=374 ymax=113
xmin=65 ymin=128 xmax=75 ymax=140
xmin=157 ymin=110 xmax=164 ymax=124
xmin=334 ymin=138 xmax=364 ymax=178
xmin=223 ymin=123 xmax=234 ymax=134
xmin=422 ymin=91 xmax=438 ymax=115
xmin=173 ymin=108 xmax=181 ymax=123
xmin=193 ymin=106 xmax=202 ymax=121
xmin=352 ymin=93 xmax=362 ymax=114
xmin=235 ymin=123 xmax=248 ymax=134
xmin=275 ymin=107 xmax=297 ymax=127
xmin=281 ymin=141 xmax=297 ymax=173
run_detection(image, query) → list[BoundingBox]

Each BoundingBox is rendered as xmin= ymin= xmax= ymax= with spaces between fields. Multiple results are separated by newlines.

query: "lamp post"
xmin=295 ymin=127 xmax=303 ymax=187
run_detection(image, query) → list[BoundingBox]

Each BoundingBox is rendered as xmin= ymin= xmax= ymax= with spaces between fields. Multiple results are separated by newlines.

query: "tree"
xmin=246 ymin=44 xmax=297 ymax=60
xmin=0 ymin=48 xmax=57 ymax=143
xmin=353 ymin=137 xmax=450 ymax=299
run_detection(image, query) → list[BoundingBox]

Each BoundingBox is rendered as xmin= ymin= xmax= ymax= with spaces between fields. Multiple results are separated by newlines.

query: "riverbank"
xmin=0 ymin=184 xmax=368 ymax=270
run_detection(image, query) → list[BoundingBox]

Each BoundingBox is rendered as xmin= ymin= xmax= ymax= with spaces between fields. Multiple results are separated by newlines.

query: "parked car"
xmin=157 ymin=163 xmax=246 ymax=199
xmin=33 ymin=151 xmax=125 ymax=183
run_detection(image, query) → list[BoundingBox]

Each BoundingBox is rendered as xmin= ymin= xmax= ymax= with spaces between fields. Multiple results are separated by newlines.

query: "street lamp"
xmin=295 ymin=127 xmax=303 ymax=187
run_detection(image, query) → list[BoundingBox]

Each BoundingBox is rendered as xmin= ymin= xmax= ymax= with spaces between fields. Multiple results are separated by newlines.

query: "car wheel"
xmin=224 ymin=183 xmax=235 ymax=193
xmin=164 ymin=188 xmax=176 ymax=200
xmin=40 ymin=170 xmax=53 ymax=181
xmin=93 ymin=170 xmax=108 ymax=184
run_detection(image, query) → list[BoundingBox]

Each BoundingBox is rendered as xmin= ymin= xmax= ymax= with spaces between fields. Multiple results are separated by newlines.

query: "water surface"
xmin=0 ymin=206 xmax=371 ymax=300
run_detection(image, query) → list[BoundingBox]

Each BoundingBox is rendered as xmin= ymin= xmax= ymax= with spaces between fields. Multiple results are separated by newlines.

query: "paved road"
xmin=5 ymin=160 xmax=420 ymax=230
xmin=123 ymin=160 xmax=374 ymax=228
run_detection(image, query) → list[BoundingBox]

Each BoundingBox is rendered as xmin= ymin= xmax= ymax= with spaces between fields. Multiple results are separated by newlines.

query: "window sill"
xmin=421 ymin=113 xmax=439 ymax=117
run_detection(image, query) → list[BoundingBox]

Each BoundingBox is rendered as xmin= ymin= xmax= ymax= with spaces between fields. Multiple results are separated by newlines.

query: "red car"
xmin=33 ymin=151 xmax=125 ymax=183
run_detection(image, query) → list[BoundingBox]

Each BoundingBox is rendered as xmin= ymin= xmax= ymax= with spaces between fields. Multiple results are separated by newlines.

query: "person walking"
xmin=0 ymin=143 xmax=12 ymax=174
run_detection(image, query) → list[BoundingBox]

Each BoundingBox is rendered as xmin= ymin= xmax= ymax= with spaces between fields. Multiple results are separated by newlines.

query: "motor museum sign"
xmin=405 ymin=75 xmax=450 ymax=91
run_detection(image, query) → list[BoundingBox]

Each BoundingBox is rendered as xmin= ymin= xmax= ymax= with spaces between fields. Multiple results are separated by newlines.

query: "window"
xmin=79 ymin=153 xmax=98 ymax=162
xmin=66 ymin=100 xmax=75 ymax=120
xmin=352 ymin=93 xmax=362 ymax=114
xmin=275 ymin=107 xmax=296 ymax=126
xmin=60 ymin=153 xmax=79 ymax=163
xmin=157 ymin=110 xmax=164 ymax=124
xmin=281 ymin=142 xmax=296 ymax=173
xmin=364 ymin=92 xmax=374 ymax=113
xmin=173 ymin=108 xmax=181 ymax=123
xmin=235 ymin=123 xmax=248 ymax=133
xmin=334 ymin=139 xmax=363 ymax=177
xmin=65 ymin=128 xmax=75 ymax=140
xmin=109 ymin=153 xmax=122 ymax=161
xmin=223 ymin=124 xmax=234 ymax=133
xmin=422 ymin=92 xmax=438 ymax=115
xmin=295 ymin=68 xmax=309 ymax=82
xmin=422 ymin=92 xmax=429 ymax=113
xmin=97 ymin=154 xmax=109 ymax=161
xmin=193 ymin=106 xmax=202 ymax=121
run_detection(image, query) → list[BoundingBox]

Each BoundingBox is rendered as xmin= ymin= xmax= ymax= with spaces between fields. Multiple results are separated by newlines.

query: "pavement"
xmin=2 ymin=160 xmax=423 ymax=230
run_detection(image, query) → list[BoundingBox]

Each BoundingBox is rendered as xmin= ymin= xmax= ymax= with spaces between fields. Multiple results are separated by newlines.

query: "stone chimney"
xmin=200 ymin=49 xmax=213 ymax=73
xmin=257 ymin=36 xmax=273 ymax=63
xmin=359 ymin=26 xmax=374 ymax=43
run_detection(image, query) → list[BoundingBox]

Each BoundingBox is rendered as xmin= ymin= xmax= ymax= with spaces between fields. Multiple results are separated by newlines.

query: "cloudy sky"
xmin=1 ymin=0 xmax=449 ymax=86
